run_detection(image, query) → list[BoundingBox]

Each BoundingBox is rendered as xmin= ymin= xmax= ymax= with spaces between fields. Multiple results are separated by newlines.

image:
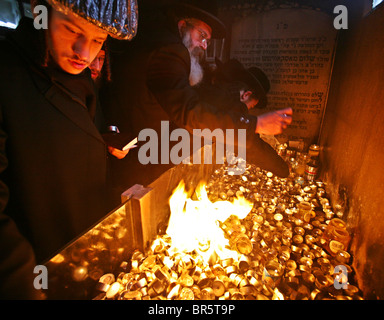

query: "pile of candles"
xmin=93 ymin=162 xmax=363 ymax=300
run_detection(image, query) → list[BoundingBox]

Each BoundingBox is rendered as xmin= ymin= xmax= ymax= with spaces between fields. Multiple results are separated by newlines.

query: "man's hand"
xmin=255 ymin=107 xmax=293 ymax=135
xmin=108 ymin=146 xmax=129 ymax=159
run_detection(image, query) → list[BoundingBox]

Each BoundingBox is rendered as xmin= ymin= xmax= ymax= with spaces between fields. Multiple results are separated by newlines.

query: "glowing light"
xmin=166 ymin=180 xmax=253 ymax=265
xmin=272 ymin=288 xmax=285 ymax=300
xmin=0 ymin=21 xmax=17 ymax=29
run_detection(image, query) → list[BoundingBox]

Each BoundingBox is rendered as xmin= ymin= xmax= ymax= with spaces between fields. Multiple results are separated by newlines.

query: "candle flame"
xmin=272 ymin=288 xmax=285 ymax=300
xmin=166 ymin=180 xmax=253 ymax=265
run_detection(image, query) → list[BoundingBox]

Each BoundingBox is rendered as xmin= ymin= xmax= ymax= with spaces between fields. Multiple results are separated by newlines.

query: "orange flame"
xmin=166 ymin=180 xmax=253 ymax=265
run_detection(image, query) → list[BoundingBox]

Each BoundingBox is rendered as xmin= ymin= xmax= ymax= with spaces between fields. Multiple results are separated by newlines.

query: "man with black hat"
xmin=201 ymin=58 xmax=293 ymax=136
xmin=211 ymin=58 xmax=271 ymax=111
xmin=0 ymin=0 xmax=137 ymax=298
xmin=101 ymin=0 xmax=291 ymax=190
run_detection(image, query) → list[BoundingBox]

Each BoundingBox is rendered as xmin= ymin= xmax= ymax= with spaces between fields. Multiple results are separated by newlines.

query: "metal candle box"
xmin=44 ymin=148 xmax=219 ymax=299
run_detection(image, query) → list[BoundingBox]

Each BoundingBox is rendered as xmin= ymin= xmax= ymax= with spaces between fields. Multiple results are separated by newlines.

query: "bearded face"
xmin=180 ymin=25 xmax=206 ymax=87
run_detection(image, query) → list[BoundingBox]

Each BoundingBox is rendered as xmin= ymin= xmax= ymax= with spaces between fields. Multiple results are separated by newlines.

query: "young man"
xmin=0 ymin=0 xmax=138 ymax=299
xmin=101 ymin=0 xmax=292 ymax=190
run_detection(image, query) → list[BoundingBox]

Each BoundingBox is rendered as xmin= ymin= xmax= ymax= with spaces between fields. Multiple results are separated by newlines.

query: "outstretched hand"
xmin=255 ymin=107 xmax=293 ymax=135
xmin=108 ymin=146 xmax=129 ymax=159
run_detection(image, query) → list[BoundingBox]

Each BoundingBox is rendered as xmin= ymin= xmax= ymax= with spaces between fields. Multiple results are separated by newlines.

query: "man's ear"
xmin=177 ymin=19 xmax=187 ymax=35
xmin=240 ymin=90 xmax=253 ymax=102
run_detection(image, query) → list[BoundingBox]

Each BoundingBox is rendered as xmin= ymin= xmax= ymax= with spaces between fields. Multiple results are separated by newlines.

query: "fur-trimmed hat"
xmin=46 ymin=0 xmax=138 ymax=40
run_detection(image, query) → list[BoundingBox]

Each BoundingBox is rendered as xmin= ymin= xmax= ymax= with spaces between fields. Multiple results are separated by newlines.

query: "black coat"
xmin=101 ymin=18 xmax=289 ymax=189
xmin=0 ymin=19 xmax=113 ymax=298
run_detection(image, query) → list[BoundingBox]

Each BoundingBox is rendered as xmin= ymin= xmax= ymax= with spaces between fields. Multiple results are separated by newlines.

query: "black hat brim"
xmin=241 ymin=71 xmax=268 ymax=108
xmin=169 ymin=3 xmax=226 ymax=39
xmin=215 ymin=58 xmax=268 ymax=108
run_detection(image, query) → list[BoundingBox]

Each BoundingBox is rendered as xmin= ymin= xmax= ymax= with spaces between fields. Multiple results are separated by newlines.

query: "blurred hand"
xmin=108 ymin=146 xmax=129 ymax=159
xmin=255 ymin=107 xmax=293 ymax=135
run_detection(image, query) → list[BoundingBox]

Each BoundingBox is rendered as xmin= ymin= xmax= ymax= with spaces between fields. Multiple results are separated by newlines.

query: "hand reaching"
xmin=108 ymin=146 xmax=129 ymax=159
xmin=255 ymin=107 xmax=293 ymax=135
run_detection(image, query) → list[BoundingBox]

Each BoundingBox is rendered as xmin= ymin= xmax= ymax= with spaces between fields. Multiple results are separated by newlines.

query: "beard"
xmin=181 ymin=31 xmax=205 ymax=87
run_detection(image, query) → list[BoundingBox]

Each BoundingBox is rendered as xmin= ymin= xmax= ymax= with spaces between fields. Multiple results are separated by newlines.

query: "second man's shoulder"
xmin=151 ymin=42 xmax=190 ymax=63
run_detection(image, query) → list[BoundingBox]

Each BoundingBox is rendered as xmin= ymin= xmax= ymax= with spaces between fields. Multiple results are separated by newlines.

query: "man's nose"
xmin=72 ymin=37 xmax=91 ymax=62
xmin=200 ymin=40 xmax=208 ymax=50
xmin=93 ymin=59 xmax=101 ymax=70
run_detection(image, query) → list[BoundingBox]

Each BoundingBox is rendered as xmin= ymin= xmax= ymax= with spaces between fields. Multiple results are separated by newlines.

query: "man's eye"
xmin=66 ymin=26 xmax=78 ymax=34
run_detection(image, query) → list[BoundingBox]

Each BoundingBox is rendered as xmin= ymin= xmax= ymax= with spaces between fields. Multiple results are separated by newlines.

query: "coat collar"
xmin=8 ymin=18 xmax=105 ymax=144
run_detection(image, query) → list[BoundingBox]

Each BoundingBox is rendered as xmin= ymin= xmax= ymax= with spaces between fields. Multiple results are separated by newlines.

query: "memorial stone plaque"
xmin=230 ymin=8 xmax=338 ymax=147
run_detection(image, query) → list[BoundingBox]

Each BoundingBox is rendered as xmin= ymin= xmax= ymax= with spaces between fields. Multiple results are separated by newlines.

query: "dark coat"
xmin=101 ymin=18 xmax=289 ymax=189
xmin=0 ymin=19 xmax=113 ymax=297
xmin=197 ymin=80 xmax=250 ymax=115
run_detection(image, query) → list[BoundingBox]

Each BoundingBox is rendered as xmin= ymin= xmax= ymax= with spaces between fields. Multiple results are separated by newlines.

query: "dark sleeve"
xmin=245 ymin=134 xmax=289 ymax=177
xmin=0 ymin=214 xmax=40 ymax=299
xmin=146 ymin=44 xmax=258 ymax=134
xmin=146 ymin=45 xmax=289 ymax=177
xmin=0 ymin=106 xmax=41 ymax=300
